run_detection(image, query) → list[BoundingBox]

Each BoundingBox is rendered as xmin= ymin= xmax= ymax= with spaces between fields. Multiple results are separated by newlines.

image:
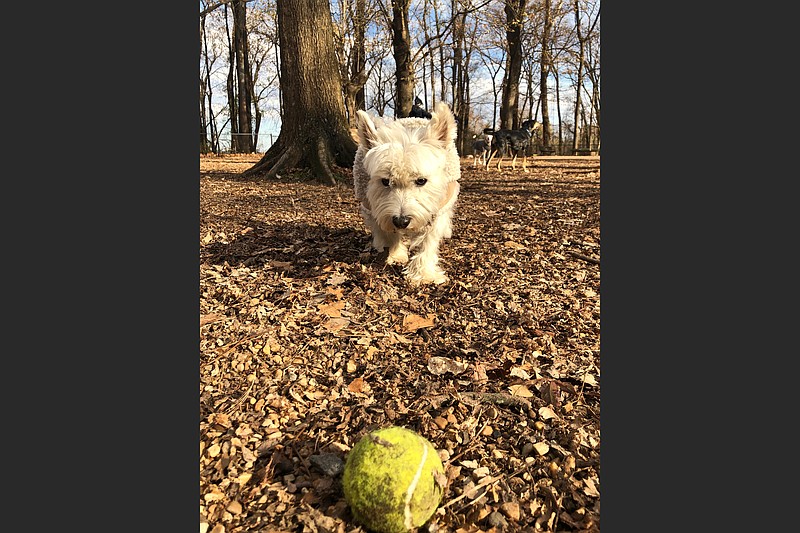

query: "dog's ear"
xmin=355 ymin=110 xmax=379 ymax=148
xmin=428 ymin=102 xmax=457 ymax=146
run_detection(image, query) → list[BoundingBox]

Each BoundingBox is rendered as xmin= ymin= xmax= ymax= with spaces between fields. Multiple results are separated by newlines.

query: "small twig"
xmin=226 ymin=369 xmax=257 ymax=415
xmin=441 ymin=464 xmax=529 ymax=511
xmin=200 ymin=313 xmax=225 ymax=327
xmin=461 ymin=391 xmax=533 ymax=412
xmin=567 ymin=250 xmax=600 ymax=264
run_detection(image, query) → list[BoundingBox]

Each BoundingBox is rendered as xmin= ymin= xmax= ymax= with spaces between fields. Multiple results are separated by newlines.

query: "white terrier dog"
xmin=353 ymin=102 xmax=461 ymax=285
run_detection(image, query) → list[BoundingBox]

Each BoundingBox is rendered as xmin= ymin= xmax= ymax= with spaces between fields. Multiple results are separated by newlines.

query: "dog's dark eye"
xmin=415 ymin=178 xmax=427 ymax=186
xmin=381 ymin=178 xmax=390 ymax=187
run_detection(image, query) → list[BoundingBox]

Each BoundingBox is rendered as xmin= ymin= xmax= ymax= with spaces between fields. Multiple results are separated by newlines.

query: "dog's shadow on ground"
xmin=201 ymin=219 xmax=392 ymax=280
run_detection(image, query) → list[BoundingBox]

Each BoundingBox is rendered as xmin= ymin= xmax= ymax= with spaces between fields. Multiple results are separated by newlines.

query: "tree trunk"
xmin=241 ymin=0 xmax=357 ymax=185
xmin=201 ymin=12 xmax=220 ymax=153
xmin=452 ymin=8 xmax=467 ymax=154
xmin=342 ymin=0 xmax=368 ymax=128
xmin=224 ymin=4 xmax=238 ymax=152
xmin=200 ymin=14 xmax=209 ymax=154
xmin=572 ymin=0 xmax=585 ymax=153
xmin=540 ymin=0 xmax=553 ymax=149
xmin=232 ymin=0 xmax=253 ymax=153
xmin=499 ymin=0 xmax=526 ymax=130
xmin=391 ymin=0 xmax=414 ymax=118
xmin=554 ymin=67 xmax=562 ymax=153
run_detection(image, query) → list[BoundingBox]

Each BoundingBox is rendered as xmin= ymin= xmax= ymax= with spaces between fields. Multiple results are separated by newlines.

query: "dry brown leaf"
xmin=327 ymin=286 xmax=345 ymax=298
xmin=583 ymin=477 xmax=600 ymax=497
xmin=472 ymin=362 xmax=489 ymax=382
xmin=428 ymin=356 xmax=469 ymax=376
xmin=532 ymin=442 xmax=550 ymax=455
xmin=538 ymin=406 xmax=558 ymax=420
xmin=200 ymin=313 xmax=223 ymax=326
xmin=581 ymin=372 xmax=599 ymax=386
xmin=401 ymin=313 xmax=436 ymax=332
xmin=504 ymin=240 xmax=526 ymax=250
xmin=391 ymin=332 xmax=413 ymax=344
xmin=323 ymin=317 xmax=349 ymax=332
xmin=509 ymin=384 xmax=534 ymax=398
xmin=269 ymin=260 xmax=292 ymax=270
xmin=509 ymin=366 xmax=531 ymax=380
xmin=348 ymin=377 xmax=366 ymax=393
xmin=327 ymin=273 xmax=347 ymax=285
xmin=319 ymin=301 xmax=345 ymax=317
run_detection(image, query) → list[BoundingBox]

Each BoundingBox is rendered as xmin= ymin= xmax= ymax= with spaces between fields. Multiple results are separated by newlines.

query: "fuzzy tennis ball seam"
xmin=403 ymin=435 xmax=428 ymax=529
xmin=343 ymin=426 xmax=445 ymax=533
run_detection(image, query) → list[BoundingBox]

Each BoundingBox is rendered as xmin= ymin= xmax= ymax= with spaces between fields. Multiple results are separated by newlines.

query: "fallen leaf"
xmin=532 ymin=442 xmax=550 ymax=455
xmin=510 ymin=366 xmax=531 ymax=380
xmin=319 ymin=301 xmax=345 ymax=317
xmin=204 ymin=489 xmax=225 ymax=502
xmin=471 ymin=362 xmax=489 ymax=382
xmin=323 ymin=317 xmax=349 ymax=332
xmin=504 ymin=240 xmax=526 ymax=250
xmin=269 ymin=260 xmax=292 ymax=270
xmin=327 ymin=273 xmax=347 ymax=286
xmin=428 ymin=356 xmax=469 ymax=376
xmin=583 ymin=477 xmax=600 ymax=497
xmin=200 ymin=313 xmax=223 ymax=326
xmin=538 ymin=406 xmax=558 ymax=420
xmin=348 ymin=377 xmax=367 ymax=393
xmin=207 ymin=444 xmax=221 ymax=458
xmin=401 ymin=313 xmax=436 ymax=332
xmin=509 ymin=384 xmax=534 ymax=397
xmin=391 ymin=332 xmax=413 ymax=344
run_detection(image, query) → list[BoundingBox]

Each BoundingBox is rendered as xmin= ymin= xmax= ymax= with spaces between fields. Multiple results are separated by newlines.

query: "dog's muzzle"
xmin=392 ymin=215 xmax=411 ymax=229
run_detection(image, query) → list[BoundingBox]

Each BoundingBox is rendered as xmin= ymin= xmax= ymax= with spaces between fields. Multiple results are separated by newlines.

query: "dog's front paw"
xmin=386 ymin=247 xmax=409 ymax=265
xmin=407 ymin=272 xmax=448 ymax=286
xmin=404 ymin=263 xmax=447 ymax=286
xmin=386 ymin=254 xmax=408 ymax=265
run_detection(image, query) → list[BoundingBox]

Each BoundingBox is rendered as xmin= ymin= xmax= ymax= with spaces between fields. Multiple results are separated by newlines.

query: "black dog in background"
xmin=471 ymin=128 xmax=495 ymax=168
xmin=485 ymin=119 xmax=539 ymax=172
xmin=409 ymin=97 xmax=432 ymax=119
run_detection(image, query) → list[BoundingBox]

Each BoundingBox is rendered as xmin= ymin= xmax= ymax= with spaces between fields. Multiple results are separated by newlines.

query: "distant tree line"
xmin=200 ymin=0 xmax=600 ymax=175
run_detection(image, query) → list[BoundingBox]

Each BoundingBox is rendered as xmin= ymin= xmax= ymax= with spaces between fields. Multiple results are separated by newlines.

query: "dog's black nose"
xmin=392 ymin=215 xmax=411 ymax=229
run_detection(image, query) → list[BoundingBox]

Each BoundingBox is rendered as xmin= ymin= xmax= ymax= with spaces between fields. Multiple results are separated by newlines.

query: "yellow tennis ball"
xmin=343 ymin=426 xmax=445 ymax=533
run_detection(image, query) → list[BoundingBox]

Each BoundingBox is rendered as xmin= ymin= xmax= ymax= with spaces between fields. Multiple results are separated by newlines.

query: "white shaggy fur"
xmin=353 ymin=102 xmax=461 ymax=285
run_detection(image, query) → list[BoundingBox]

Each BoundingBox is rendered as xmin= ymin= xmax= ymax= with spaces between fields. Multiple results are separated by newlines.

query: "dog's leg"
xmin=404 ymin=217 xmax=451 ymax=285
xmin=485 ymin=149 xmax=496 ymax=172
xmin=386 ymin=235 xmax=409 ymax=265
xmin=510 ymin=152 xmax=518 ymax=171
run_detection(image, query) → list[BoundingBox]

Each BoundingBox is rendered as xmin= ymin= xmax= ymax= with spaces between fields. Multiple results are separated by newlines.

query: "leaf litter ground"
xmin=200 ymin=153 xmax=600 ymax=532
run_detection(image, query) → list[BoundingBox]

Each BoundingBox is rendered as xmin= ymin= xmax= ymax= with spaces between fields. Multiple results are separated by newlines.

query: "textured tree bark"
xmin=242 ymin=0 xmax=357 ymax=185
xmin=540 ymin=0 xmax=553 ymax=149
xmin=499 ymin=0 xmax=526 ymax=130
xmin=232 ymin=0 xmax=253 ymax=153
xmin=391 ymin=0 xmax=414 ymax=118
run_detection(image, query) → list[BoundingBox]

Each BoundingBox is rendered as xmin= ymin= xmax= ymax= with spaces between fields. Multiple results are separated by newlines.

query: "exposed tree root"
xmin=241 ymin=132 xmax=356 ymax=186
